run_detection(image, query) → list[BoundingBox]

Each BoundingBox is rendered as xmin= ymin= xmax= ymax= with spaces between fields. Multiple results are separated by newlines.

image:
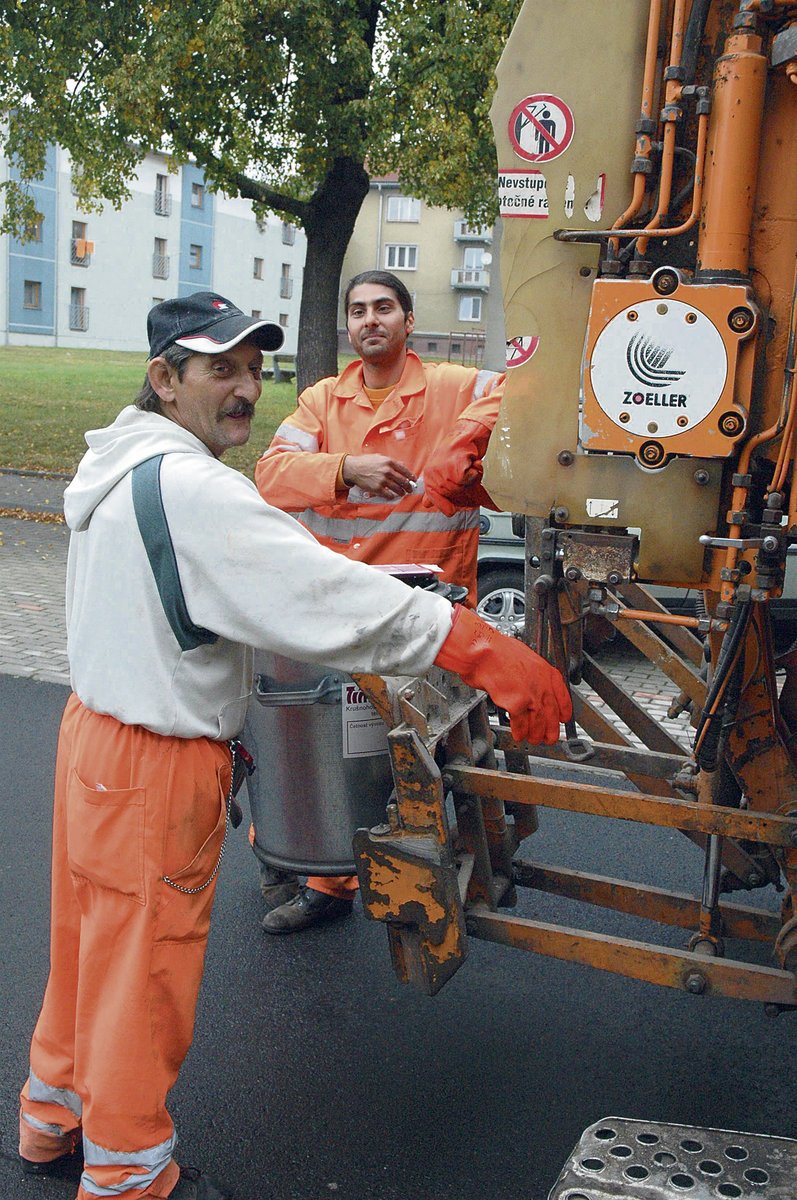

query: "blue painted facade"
xmin=8 ymin=145 xmax=57 ymax=334
xmin=178 ymin=165 xmax=214 ymax=296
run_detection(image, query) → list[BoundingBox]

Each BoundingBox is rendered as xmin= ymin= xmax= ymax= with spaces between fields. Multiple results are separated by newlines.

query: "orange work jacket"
xmin=254 ymin=353 xmax=504 ymax=605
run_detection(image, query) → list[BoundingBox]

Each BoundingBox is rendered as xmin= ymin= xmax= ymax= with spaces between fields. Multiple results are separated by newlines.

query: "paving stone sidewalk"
xmin=0 ymin=467 xmax=694 ymax=750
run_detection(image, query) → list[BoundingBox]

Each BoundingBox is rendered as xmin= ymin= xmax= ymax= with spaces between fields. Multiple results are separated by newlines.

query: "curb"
xmin=0 ymin=467 xmax=73 ymax=481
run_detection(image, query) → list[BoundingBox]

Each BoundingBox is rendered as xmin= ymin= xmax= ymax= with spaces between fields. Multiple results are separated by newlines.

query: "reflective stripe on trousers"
xmin=20 ymin=694 xmax=231 ymax=1199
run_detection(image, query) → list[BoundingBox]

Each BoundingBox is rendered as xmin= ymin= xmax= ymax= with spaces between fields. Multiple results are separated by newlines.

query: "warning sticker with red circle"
xmin=505 ymin=336 xmax=540 ymax=370
xmin=508 ymin=94 xmax=575 ymax=164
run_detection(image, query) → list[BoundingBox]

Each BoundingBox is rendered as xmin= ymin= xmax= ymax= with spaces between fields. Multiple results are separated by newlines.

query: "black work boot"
xmin=257 ymin=861 xmax=300 ymax=911
xmin=166 ymin=1165 xmax=233 ymax=1199
xmin=21 ymin=1143 xmax=84 ymax=1181
xmin=261 ymin=886 xmax=354 ymax=934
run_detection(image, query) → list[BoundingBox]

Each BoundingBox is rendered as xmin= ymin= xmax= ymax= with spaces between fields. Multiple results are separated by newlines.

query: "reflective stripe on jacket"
xmin=254 ymin=353 xmax=504 ymax=604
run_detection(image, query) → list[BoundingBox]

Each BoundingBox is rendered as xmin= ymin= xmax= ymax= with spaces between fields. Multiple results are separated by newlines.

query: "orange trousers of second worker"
xmin=306 ymin=873 xmax=359 ymax=899
xmin=19 ymin=694 xmax=231 ymax=1200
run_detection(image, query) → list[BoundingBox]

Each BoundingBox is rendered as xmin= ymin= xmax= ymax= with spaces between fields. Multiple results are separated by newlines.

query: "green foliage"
xmin=0 ymin=0 xmax=521 ymax=234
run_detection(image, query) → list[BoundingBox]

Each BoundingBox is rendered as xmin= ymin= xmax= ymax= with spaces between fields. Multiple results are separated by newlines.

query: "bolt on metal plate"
xmin=547 ymin=1116 xmax=797 ymax=1199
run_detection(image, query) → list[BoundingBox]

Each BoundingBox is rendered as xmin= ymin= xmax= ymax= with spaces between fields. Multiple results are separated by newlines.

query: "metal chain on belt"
xmin=162 ymin=742 xmax=236 ymax=895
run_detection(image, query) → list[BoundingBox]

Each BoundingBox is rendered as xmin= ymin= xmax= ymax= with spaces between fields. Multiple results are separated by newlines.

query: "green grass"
xmin=0 ymin=346 xmax=301 ymax=478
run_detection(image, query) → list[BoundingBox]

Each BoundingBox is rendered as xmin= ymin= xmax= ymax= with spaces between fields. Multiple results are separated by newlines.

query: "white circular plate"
xmin=589 ymin=299 xmax=728 ymax=439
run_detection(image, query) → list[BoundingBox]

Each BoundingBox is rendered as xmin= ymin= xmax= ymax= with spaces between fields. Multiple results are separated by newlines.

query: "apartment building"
xmin=0 ymin=146 xmax=305 ymax=355
xmin=338 ymin=176 xmax=505 ymax=369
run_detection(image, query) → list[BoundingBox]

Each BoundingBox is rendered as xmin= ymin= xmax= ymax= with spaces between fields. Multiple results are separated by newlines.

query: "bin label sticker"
xmin=498 ymin=169 xmax=548 ymax=218
xmin=342 ymin=683 xmax=389 ymax=758
xmin=508 ymin=94 xmax=575 ymax=163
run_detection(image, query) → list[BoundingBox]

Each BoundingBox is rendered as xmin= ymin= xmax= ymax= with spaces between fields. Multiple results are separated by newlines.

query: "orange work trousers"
xmin=306 ymin=873 xmax=359 ymax=899
xmin=19 ymin=694 xmax=231 ymax=1200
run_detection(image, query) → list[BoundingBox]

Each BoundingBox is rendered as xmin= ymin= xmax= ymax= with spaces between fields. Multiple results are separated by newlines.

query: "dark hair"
xmin=134 ymin=343 xmax=196 ymax=413
xmin=344 ymin=271 xmax=414 ymax=318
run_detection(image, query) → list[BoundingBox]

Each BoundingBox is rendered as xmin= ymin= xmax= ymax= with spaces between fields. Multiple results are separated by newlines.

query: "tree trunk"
xmin=296 ymin=156 xmax=370 ymax=392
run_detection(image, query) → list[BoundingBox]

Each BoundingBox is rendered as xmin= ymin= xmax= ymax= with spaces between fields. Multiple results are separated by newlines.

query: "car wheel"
xmin=477 ymin=568 xmax=525 ymax=636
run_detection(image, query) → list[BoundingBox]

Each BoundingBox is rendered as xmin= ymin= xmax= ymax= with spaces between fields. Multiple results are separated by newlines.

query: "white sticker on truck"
xmin=586 ymin=498 xmax=620 ymax=520
xmin=498 ymin=170 xmax=548 ymax=218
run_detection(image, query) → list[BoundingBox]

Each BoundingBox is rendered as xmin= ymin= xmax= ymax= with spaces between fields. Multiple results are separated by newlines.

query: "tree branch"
xmin=233 ymin=173 xmax=310 ymax=223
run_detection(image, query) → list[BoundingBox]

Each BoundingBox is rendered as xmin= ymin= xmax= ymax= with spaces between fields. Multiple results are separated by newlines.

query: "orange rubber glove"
xmin=434 ymin=605 xmax=572 ymax=745
xmin=423 ymin=420 xmax=496 ymax=517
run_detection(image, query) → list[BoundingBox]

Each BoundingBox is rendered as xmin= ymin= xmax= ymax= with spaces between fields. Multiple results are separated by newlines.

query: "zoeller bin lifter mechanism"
xmin=353 ymin=0 xmax=797 ymax=1017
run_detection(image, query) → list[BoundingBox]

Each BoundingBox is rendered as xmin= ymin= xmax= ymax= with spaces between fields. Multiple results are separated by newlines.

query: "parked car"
xmin=476 ymin=510 xmax=797 ymax=649
xmin=476 ymin=510 xmax=526 ymax=636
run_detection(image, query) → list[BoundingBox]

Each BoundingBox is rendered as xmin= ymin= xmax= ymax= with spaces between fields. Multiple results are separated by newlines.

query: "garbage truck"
xmin=251 ymin=0 xmax=797 ymax=1193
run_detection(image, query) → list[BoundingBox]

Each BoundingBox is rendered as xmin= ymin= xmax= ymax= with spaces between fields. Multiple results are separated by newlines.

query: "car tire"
xmin=476 ymin=567 xmax=525 ymax=636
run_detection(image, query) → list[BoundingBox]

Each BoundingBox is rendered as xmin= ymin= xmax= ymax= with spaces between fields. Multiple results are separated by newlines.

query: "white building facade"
xmin=0 ymin=146 xmax=305 ymax=355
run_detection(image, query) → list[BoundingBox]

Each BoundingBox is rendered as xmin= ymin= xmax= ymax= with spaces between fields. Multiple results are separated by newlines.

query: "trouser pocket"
xmin=66 ymin=769 xmax=145 ymax=901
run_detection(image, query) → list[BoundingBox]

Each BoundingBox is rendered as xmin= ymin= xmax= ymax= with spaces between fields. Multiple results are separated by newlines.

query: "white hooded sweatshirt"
xmin=64 ymin=406 xmax=453 ymax=740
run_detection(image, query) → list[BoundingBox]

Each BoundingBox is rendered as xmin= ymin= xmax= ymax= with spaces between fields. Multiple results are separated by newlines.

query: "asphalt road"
xmin=2 ymin=674 xmax=796 ymax=1200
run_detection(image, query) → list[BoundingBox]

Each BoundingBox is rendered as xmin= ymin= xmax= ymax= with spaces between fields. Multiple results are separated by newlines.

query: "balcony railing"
xmin=280 ymin=278 xmax=294 ymax=299
xmin=453 ymin=220 xmax=492 ymax=243
xmin=69 ymin=305 xmax=89 ymax=331
xmin=450 ymin=268 xmax=490 ymax=290
xmin=152 ymin=254 xmax=170 ymax=280
xmin=71 ymin=239 xmax=91 ymax=267
xmin=154 ymin=192 xmax=172 ymax=216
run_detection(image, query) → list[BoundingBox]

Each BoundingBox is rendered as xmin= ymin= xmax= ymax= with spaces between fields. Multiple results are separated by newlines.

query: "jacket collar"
xmin=333 ymin=351 xmax=427 ymax=404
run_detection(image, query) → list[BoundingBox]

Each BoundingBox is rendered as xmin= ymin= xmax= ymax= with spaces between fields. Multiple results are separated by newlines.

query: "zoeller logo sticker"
xmin=626 ymin=333 xmax=685 ymax=388
xmin=587 ymin=299 xmax=729 ymax=441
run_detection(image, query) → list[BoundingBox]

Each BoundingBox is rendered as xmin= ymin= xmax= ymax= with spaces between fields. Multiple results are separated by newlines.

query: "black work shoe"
xmin=21 ymin=1143 xmax=84 ymax=1181
xmin=261 ymin=886 xmax=354 ymax=934
xmin=167 ymin=1165 xmax=233 ymax=1199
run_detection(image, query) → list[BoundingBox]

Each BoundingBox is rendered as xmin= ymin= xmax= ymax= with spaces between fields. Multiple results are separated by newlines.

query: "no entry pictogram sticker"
xmin=505 ymin=336 xmax=540 ymax=369
xmin=508 ymin=94 xmax=575 ymax=164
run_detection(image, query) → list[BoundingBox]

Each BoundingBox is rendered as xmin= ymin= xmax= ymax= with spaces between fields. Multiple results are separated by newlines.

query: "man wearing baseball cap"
xmin=18 ymin=292 xmax=570 ymax=1200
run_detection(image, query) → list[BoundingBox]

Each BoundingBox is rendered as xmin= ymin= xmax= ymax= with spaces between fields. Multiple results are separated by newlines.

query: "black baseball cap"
xmin=147 ymin=292 xmax=284 ymax=359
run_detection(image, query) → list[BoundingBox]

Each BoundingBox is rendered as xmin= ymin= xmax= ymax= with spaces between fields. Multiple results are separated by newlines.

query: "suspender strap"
xmin=131 ymin=454 xmax=218 ymax=652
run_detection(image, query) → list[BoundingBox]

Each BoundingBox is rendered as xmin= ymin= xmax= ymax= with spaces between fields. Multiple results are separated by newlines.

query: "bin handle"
xmin=254 ymin=673 xmax=342 ymax=707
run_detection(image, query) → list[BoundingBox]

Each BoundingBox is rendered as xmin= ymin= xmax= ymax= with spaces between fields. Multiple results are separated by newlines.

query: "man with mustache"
xmin=253 ymin=271 xmax=509 ymax=933
xmin=18 ymin=291 xmax=571 ymax=1200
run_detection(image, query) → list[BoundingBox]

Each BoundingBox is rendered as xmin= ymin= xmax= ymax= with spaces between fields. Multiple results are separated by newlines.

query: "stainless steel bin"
xmin=245 ymin=652 xmax=395 ymax=875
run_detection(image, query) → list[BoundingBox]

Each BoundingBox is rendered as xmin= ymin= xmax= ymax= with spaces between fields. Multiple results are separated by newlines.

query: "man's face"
xmin=151 ymin=340 xmax=263 ymax=457
xmin=346 ymin=283 xmax=414 ymax=366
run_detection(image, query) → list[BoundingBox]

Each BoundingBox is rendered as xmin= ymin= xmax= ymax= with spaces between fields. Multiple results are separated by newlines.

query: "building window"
xmin=25 ymin=216 xmax=44 ymax=243
xmin=191 ymin=182 xmax=204 ymax=208
xmin=251 ymin=310 xmax=262 ymax=319
xmin=280 ymin=263 xmax=293 ymax=299
xmin=23 ymin=280 xmax=42 ymax=309
xmin=386 ymin=196 xmax=420 ymax=222
xmin=71 ymin=220 xmax=91 ymax=266
xmin=458 ymin=295 xmax=482 ymax=322
xmin=70 ymin=287 xmax=89 ymax=331
xmin=451 ymin=342 xmax=462 ymax=355
xmin=155 ymin=174 xmax=172 ymax=216
xmin=427 ymin=341 xmax=438 ymax=353
xmin=281 ymin=222 xmax=295 ymax=245
xmin=152 ymin=237 xmax=169 ymax=279
xmin=385 ymin=244 xmax=418 ymax=271
xmin=189 ymin=243 xmax=202 ymax=270
xmin=253 ymin=257 xmax=264 ymax=280
xmin=463 ymin=247 xmax=485 ymax=272
xmin=279 ymin=313 xmax=289 ymax=327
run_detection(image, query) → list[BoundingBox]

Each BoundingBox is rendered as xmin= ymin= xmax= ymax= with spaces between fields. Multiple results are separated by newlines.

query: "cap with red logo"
xmin=147 ymin=292 xmax=284 ymax=360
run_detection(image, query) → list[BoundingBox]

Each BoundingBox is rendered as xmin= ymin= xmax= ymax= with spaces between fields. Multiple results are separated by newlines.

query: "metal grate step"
xmin=548 ymin=1116 xmax=797 ymax=1199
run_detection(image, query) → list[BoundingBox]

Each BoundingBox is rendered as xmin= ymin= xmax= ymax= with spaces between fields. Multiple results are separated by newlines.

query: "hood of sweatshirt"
xmin=64 ymin=405 xmax=213 ymax=532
